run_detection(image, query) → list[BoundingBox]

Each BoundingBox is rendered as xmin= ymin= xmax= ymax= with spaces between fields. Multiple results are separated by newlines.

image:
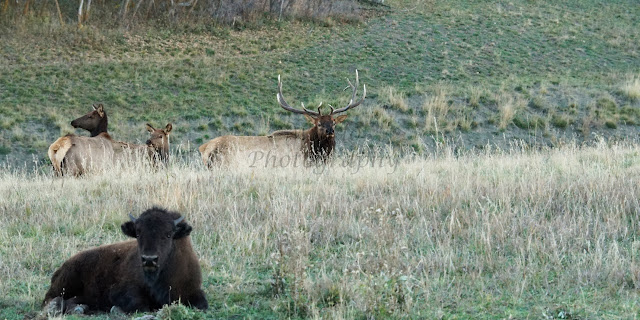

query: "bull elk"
xmin=199 ymin=70 xmax=365 ymax=167
xmin=48 ymin=123 xmax=172 ymax=176
xmin=43 ymin=207 xmax=208 ymax=315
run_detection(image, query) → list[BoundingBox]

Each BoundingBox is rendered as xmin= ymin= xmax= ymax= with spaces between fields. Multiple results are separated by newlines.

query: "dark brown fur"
xmin=269 ymin=113 xmax=347 ymax=162
xmin=42 ymin=207 xmax=208 ymax=315
xmin=71 ymin=104 xmax=108 ymax=137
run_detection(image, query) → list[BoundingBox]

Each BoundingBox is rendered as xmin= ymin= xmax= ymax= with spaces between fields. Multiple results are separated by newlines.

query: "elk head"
xmin=71 ymin=104 xmax=108 ymax=137
xmin=276 ymin=70 xmax=366 ymax=142
xmin=145 ymin=123 xmax=172 ymax=165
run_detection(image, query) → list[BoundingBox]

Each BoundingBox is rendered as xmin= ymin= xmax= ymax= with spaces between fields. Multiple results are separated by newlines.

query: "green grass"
xmin=1 ymin=0 xmax=639 ymax=166
xmin=1 ymin=143 xmax=640 ymax=318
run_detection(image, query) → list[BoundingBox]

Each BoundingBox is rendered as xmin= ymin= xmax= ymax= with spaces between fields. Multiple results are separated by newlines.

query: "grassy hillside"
xmin=1 ymin=142 xmax=640 ymax=319
xmin=1 ymin=2 xmax=640 ymax=318
xmin=0 ymin=0 xmax=639 ymax=167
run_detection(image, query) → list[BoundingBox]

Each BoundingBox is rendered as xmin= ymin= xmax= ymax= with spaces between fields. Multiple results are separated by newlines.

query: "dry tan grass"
xmin=468 ymin=85 xmax=484 ymax=108
xmin=497 ymin=92 xmax=526 ymax=130
xmin=1 ymin=143 xmax=640 ymax=317
xmin=381 ymin=86 xmax=409 ymax=112
xmin=621 ymin=75 xmax=640 ymax=101
xmin=423 ymin=85 xmax=450 ymax=132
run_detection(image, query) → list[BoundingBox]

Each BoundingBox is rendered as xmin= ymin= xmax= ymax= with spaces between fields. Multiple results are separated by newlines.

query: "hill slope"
xmin=0 ymin=0 xmax=639 ymax=166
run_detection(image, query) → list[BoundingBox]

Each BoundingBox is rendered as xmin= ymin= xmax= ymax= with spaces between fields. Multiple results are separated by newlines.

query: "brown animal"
xmin=48 ymin=123 xmax=172 ymax=176
xmin=112 ymin=123 xmax=173 ymax=167
xmin=71 ymin=104 xmax=109 ymax=137
xmin=47 ymin=133 xmax=115 ymax=176
xmin=42 ymin=207 xmax=208 ymax=315
xmin=199 ymin=70 xmax=365 ymax=167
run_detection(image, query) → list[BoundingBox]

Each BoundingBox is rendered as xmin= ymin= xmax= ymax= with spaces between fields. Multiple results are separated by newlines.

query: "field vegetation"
xmin=1 ymin=0 xmax=640 ymax=318
xmin=1 ymin=142 xmax=640 ymax=319
xmin=1 ymin=0 xmax=639 ymax=165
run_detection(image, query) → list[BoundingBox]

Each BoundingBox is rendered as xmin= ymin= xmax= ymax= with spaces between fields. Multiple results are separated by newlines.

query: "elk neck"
xmin=90 ymin=116 xmax=109 ymax=137
xmin=306 ymin=125 xmax=335 ymax=159
xmin=147 ymin=143 xmax=170 ymax=165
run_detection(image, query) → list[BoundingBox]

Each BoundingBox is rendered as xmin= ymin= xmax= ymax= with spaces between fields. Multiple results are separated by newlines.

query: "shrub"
xmin=551 ymin=115 xmax=569 ymax=129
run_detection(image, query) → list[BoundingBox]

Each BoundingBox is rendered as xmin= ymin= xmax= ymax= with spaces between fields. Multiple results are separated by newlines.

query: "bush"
xmin=0 ymin=0 xmax=361 ymax=28
xmin=551 ymin=115 xmax=569 ymax=129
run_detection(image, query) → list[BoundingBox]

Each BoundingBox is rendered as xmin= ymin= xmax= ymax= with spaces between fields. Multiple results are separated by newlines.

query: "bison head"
xmin=121 ymin=207 xmax=192 ymax=282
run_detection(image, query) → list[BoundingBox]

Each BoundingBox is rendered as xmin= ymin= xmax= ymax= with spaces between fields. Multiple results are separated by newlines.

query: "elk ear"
xmin=121 ymin=221 xmax=137 ymax=238
xmin=173 ymin=221 xmax=192 ymax=239
xmin=334 ymin=115 xmax=348 ymax=124
xmin=164 ymin=123 xmax=173 ymax=134
xmin=146 ymin=123 xmax=155 ymax=133
xmin=93 ymin=104 xmax=105 ymax=117
xmin=304 ymin=114 xmax=316 ymax=124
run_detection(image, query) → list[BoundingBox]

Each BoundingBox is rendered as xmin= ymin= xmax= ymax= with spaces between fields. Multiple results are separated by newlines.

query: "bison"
xmin=42 ymin=207 xmax=208 ymax=315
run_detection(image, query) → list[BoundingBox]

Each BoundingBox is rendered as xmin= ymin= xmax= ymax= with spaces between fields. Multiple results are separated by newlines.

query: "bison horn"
xmin=174 ymin=216 xmax=185 ymax=226
xmin=129 ymin=213 xmax=137 ymax=222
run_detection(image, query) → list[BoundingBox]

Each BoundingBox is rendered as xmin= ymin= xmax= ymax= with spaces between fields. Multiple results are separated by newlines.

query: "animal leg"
xmin=44 ymin=296 xmax=64 ymax=317
xmin=186 ymin=289 xmax=209 ymax=310
xmin=109 ymin=286 xmax=153 ymax=313
xmin=207 ymin=149 xmax=225 ymax=168
xmin=44 ymin=296 xmax=86 ymax=315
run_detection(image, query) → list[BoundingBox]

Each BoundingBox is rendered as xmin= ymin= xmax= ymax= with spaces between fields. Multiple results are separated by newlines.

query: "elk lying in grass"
xmin=111 ymin=123 xmax=173 ymax=167
xmin=199 ymin=71 xmax=365 ymax=167
xmin=48 ymin=123 xmax=172 ymax=176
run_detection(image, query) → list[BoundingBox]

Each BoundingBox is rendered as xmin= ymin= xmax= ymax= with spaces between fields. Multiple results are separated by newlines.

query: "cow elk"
xmin=199 ymin=70 xmax=365 ymax=167
xmin=42 ymin=207 xmax=208 ymax=315
xmin=71 ymin=104 xmax=109 ymax=137
xmin=48 ymin=123 xmax=172 ymax=176
xmin=112 ymin=123 xmax=173 ymax=167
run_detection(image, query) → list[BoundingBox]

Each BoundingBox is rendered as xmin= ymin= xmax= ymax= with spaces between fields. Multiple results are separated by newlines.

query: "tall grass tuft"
xmin=382 ymin=86 xmax=409 ymax=113
xmin=621 ymin=75 xmax=640 ymax=101
xmin=497 ymin=93 xmax=526 ymax=130
xmin=423 ymin=85 xmax=450 ymax=132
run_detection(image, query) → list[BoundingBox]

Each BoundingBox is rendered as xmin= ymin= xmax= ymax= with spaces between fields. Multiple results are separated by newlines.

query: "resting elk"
xmin=48 ymin=123 xmax=172 ymax=176
xmin=199 ymin=70 xmax=365 ymax=167
xmin=42 ymin=207 xmax=208 ymax=315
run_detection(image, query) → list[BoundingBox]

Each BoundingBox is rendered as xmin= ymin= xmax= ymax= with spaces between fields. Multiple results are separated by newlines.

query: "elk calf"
xmin=43 ymin=207 xmax=208 ymax=315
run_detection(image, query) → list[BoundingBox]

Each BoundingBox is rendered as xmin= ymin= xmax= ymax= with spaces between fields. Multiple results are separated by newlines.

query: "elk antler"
xmin=331 ymin=70 xmax=367 ymax=115
xmin=277 ymin=75 xmax=321 ymax=117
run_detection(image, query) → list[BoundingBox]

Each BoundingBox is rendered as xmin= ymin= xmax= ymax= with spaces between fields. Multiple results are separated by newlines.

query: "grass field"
xmin=1 ymin=142 xmax=640 ymax=319
xmin=0 ymin=0 xmax=639 ymax=165
xmin=1 ymin=0 xmax=640 ymax=318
